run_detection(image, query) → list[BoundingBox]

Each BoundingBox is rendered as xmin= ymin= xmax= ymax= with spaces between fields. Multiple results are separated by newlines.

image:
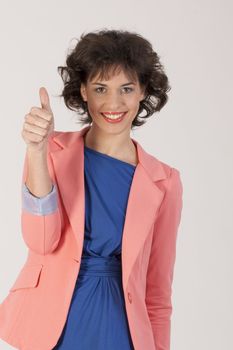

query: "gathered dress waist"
xmin=78 ymin=255 xmax=122 ymax=277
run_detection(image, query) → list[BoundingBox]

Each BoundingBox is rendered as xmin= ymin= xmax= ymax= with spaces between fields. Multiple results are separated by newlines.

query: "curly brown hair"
xmin=57 ymin=28 xmax=171 ymax=129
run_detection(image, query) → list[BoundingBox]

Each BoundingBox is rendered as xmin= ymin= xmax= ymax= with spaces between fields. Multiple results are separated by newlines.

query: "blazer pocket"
xmin=9 ymin=263 xmax=43 ymax=292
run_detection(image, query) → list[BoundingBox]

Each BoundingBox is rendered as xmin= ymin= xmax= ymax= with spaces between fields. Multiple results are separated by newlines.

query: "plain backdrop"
xmin=0 ymin=0 xmax=232 ymax=349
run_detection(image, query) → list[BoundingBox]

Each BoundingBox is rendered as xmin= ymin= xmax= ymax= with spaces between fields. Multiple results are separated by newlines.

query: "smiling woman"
xmin=0 ymin=29 xmax=183 ymax=350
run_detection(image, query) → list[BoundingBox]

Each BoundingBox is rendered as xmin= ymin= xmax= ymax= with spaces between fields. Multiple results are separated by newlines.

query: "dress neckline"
xmin=84 ymin=145 xmax=137 ymax=168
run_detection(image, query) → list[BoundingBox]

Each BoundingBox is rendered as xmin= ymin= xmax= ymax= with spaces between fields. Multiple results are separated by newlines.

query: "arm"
xmin=21 ymin=136 xmax=62 ymax=255
xmin=145 ymin=167 xmax=183 ymax=350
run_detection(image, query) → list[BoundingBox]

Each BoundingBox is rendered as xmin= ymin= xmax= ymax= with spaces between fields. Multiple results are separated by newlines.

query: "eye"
xmin=95 ymin=87 xmax=105 ymax=93
xmin=122 ymin=87 xmax=134 ymax=93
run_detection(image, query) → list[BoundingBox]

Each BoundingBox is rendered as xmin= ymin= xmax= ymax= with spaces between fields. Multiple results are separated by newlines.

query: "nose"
xmin=104 ymin=90 xmax=124 ymax=111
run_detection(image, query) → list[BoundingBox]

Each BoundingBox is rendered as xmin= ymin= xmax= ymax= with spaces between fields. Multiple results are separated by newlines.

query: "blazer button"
xmin=128 ymin=292 xmax=132 ymax=303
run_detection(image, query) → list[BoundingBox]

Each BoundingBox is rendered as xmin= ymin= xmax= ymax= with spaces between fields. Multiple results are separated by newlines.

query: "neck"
xmin=83 ymin=124 xmax=138 ymax=166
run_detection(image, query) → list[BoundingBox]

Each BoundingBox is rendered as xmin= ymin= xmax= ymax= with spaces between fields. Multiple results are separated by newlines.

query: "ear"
xmin=80 ymin=83 xmax=87 ymax=102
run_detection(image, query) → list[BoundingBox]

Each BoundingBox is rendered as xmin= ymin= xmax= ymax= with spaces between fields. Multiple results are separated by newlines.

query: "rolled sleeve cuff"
xmin=22 ymin=182 xmax=58 ymax=215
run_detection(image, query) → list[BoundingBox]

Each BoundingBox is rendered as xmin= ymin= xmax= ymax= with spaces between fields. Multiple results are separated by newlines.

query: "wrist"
xmin=26 ymin=146 xmax=47 ymax=157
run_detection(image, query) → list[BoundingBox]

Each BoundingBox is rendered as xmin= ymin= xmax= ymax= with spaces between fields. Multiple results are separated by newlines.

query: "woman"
xmin=0 ymin=29 xmax=183 ymax=350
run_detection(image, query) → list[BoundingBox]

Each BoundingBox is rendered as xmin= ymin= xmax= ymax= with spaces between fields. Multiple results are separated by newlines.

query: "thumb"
xmin=39 ymin=87 xmax=52 ymax=114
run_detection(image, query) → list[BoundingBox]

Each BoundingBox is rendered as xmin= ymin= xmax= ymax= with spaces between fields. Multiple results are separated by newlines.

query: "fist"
xmin=21 ymin=87 xmax=54 ymax=152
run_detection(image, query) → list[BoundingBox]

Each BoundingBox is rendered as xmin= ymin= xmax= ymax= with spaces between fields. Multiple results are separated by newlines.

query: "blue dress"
xmin=52 ymin=145 xmax=136 ymax=350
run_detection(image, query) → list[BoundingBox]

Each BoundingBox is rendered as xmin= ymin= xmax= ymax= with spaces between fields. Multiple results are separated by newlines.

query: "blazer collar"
xmin=52 ymin=125 xmax=168 ymax=183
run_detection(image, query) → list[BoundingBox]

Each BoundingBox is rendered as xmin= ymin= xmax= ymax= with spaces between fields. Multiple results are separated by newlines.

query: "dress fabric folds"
xmin=52 ymin=145 xmax=136 ymax=350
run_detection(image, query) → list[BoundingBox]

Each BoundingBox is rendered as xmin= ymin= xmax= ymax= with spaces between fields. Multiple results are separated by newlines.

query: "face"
xmin=80 ymin=67 xmax=145 ymax=134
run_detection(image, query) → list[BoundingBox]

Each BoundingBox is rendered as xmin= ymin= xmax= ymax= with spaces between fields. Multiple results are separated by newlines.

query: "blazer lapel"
xmin=50 ymin=125 xmax=168 ymax=288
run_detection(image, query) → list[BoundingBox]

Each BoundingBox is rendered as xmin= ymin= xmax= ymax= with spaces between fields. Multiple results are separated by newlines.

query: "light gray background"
xmin=0 ymin=0 xmax=232 ymax=349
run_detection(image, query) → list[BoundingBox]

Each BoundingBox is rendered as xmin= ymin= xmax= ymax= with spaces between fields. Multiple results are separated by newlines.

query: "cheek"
xmin=87 ymin=98 xmax=102 ymax=114
xmin=127 ymin=98 xmax=140 ymax=112
xmin=127 ymin=94 xmax=141 ymax=105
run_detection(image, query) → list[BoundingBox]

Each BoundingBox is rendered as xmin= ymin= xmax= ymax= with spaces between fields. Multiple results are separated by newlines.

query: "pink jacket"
xmin=0 ymin=125 xmax=183 ymax=350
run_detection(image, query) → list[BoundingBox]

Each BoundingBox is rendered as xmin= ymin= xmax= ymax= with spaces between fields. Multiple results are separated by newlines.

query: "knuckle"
xmin=38 ymin=134 xmax=44 ymax=142
xmin=45 ymin=112 xmax=53 ymax=122
xmin=30 ymin=106 xmax=37 ymax=113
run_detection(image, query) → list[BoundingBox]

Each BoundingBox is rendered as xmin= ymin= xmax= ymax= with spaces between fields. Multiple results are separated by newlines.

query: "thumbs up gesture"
xmin=21 ymin=87 xmax=55 ymax=152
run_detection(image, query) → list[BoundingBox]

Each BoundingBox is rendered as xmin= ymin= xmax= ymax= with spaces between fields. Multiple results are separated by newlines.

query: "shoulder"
xmin=141 ymin=146 xmax=183 ymax=201
xmin=145 ymin=147 xmax=181 ymax=179
xmin=147 ymin=154 xmax=183 ymax=211
xmin=48 ymin=130 xmax=75 ymax=140
xmin=47 ymin=130 xmax=78 ymax=151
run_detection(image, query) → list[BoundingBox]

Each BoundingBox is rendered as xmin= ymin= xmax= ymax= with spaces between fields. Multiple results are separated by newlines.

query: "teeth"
xmin=102 ymin=113 xmax=125 ymax=119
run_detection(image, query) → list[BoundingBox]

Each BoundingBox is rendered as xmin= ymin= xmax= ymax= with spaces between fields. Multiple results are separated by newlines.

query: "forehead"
xmin=88 ymin=65 xmax=138 ymax=84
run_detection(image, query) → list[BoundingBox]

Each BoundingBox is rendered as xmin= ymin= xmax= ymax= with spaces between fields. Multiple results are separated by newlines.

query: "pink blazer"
xmin=0 ymin=125 xmax=183 ymax=350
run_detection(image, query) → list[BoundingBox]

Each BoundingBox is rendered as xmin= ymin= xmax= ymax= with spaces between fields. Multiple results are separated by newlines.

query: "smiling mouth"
xmin=101 ymin=112 xmax=127 ymax=120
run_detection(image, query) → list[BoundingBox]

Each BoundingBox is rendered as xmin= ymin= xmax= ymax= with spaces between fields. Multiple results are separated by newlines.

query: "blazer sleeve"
xmin=145 ymin=167 xmax=183 ymax=350
xmin=21 ymin=138 xmax=62 ymax=255
xmin=22 ymin=182 xmax=58 ymax=215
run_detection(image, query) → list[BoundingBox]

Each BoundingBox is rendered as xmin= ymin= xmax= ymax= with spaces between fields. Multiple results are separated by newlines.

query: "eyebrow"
xmin=91 ymin=82 xmax=136 ymax=86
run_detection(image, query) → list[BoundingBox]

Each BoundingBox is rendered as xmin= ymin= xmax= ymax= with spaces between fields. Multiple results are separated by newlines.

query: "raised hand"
xmin=21 ymin=87 xmax=54 ymax=153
